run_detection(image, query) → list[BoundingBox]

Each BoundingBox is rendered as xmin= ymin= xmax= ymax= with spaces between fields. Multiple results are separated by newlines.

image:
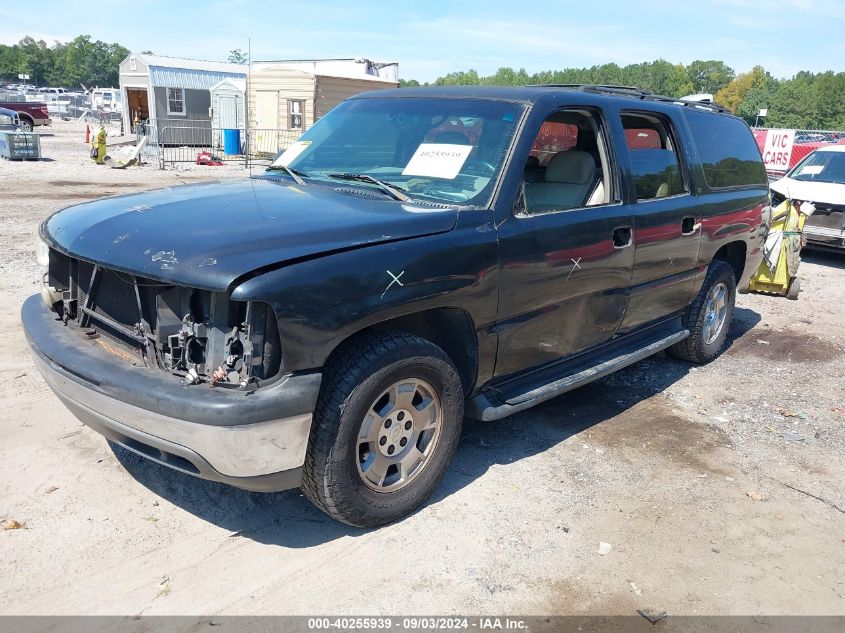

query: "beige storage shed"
xmin=248 ymin=61 xmax=398 ymax=152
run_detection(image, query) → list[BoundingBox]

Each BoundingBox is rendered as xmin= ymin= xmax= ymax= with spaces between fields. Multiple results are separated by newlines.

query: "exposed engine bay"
xmin=42 ymin=249 xmax=282 ymax=389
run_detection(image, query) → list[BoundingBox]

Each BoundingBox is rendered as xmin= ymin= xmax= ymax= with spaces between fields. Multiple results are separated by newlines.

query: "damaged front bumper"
xmin=21 ymin=294 xmax=321 ymax=492
xmin=804 ymin=225 xmax=845 ymax=250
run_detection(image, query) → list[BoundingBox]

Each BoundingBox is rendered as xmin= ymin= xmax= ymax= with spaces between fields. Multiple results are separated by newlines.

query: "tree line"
xmin=3 ymin=36 xmax=842 ymax=130
xmin=400 ymin=60 xmax=845 ymax=130
xmin=0 ymin=36 xmax=129 ymax=89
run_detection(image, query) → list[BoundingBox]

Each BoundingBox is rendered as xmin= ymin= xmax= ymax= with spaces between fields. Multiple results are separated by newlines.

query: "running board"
xmin=466 ymin=328 xmax=689 ymax=421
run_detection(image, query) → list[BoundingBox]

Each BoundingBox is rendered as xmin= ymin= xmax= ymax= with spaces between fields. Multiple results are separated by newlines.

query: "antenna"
xmin=247 ymin=37 xmax=251 ymax=177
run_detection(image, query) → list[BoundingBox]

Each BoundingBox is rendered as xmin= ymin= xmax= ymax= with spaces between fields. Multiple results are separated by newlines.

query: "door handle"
xmin=681 ymin=216 xmax=701 ymax=235
xmin=612 ymin=226 xmax=632 ymax=249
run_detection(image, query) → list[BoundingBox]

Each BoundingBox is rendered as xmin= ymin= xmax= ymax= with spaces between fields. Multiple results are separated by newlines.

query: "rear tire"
xmin=19 ymin=118 xmax=33 ymax=132
xmin=301 ymin=332 xmax=464 ymax=527
xmin=669 ymin=260 xmax=736 ymax=364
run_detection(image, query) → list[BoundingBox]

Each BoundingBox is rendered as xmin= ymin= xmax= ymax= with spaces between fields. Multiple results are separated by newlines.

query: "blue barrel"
xmin=223 ymin=129 xmax=240 ymax=155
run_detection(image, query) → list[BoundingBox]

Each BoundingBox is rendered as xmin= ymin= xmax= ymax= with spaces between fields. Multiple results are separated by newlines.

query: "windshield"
xmin=788 ymin=150 xmax=845 ymax=185
xmin=269 ymin=97 xmax=524 ymax=206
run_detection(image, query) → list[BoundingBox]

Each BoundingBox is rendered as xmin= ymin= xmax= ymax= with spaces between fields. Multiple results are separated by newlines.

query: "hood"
xmin=44 ymin=176 xmax=458 ymax=291
xmin=770 ymin=177 xmax=845 ymax=207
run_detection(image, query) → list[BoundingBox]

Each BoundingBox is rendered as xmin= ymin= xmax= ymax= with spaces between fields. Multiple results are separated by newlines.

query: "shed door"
xmin=255 ymin=91 xmax=279 ymax=130
xmin=218 ymin=95 xmax=238 ymax=129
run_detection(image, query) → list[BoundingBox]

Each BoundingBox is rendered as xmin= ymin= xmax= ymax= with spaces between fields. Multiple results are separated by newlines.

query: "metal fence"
xmin=247 ymin=129 xmax=302 ymax=164
xmin=752 ymin=127 xmax=845 ymax=178
xmin=136 ymin=119 xmax=160 ymax=165
xmin=135 ymin=118 xmax=304 ymax=170
xmin=83 ymin=110 xmax=122 ymax=126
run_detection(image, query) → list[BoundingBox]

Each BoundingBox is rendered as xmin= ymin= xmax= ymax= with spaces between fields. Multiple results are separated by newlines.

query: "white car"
xmin=771 ymin=145 xmax=845 ymax=250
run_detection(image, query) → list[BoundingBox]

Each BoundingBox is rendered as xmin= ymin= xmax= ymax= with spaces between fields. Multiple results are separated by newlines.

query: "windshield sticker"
xmin=402 ymin=144 xmax=473 ymax=179
xmin=797 ymin=165 xmax=824 ymax=176
xmin=271 ymin=140 xmax=311 ymax=167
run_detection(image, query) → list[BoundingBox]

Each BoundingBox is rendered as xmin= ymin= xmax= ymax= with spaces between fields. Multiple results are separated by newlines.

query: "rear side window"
xmin=621 ymin=112 xmax=688 ymax=201
xmin=685 ymin=110 xmax=767 ymax=188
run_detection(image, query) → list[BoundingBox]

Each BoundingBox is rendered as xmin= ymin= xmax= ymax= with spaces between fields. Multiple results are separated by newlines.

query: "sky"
xmin=1 ymin=0 xmax=844 ymax=81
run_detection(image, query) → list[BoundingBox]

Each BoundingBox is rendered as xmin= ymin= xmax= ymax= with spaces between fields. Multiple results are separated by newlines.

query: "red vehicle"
xmin=0 ymin=100 xmax=51 ymax=132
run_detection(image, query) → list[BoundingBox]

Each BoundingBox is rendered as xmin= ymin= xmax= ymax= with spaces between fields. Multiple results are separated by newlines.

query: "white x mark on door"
xmin=565 ymin=257 xmax=582 ymax=282
xmin=381 ymin=269 xmax=405 ymax=299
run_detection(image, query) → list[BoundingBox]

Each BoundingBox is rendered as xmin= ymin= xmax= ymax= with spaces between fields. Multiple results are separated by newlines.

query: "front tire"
xmin=301 ymin=332 xmax=464 ymax=527
xmin=669 ymin=260 xmax=736 ymax=364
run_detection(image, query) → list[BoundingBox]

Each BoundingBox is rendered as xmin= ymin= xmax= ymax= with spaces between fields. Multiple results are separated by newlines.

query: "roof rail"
xmin=528 ymin=83 xmax=729 ymax=113
xmin=532 ymin=84 xmax=652 ymax=96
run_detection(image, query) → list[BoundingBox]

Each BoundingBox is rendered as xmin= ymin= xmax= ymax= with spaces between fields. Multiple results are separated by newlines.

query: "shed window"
xmin=289 ymin=99 xmax=304 ymax=130
xmin=167 ymin=88 xmax=185 ymax=116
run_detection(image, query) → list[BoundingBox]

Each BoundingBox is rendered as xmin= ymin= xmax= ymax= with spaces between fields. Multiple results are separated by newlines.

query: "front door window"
xmin=521 ymin=109 xmax=614 ymax=215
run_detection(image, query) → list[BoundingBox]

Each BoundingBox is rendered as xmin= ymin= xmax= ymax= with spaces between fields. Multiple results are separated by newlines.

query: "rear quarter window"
xmin=685 ymin=110 xmax=767 ymax=188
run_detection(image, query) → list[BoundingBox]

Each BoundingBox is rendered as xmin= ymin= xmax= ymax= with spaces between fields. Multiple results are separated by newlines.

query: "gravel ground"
xmin=1 ymin=121 xmax=843 ymax=616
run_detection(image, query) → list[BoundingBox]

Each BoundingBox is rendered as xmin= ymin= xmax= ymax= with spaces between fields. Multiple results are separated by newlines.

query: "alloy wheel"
xmin=703 ymin=282 xmax=729 ymax=345
xmin=356 ymin=378 xmax=443 ymax=493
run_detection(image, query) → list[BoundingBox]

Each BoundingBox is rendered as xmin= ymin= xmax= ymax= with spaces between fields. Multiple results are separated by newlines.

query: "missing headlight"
xmin=36 ymin=233 xmax=50 ymax=268
xmin=41 ymin=246 xmax=69 ymax=311
xmin=243 ymin=301 xmax=282 ymax=383
xmin=162 ymin=296 xmax=282 ymax=389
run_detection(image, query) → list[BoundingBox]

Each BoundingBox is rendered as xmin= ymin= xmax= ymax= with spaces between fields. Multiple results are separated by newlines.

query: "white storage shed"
xmin=210 ymin=78 xmax=246 ymax=130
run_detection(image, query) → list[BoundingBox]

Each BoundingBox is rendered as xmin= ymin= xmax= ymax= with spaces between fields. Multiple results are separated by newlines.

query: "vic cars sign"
xmin=761 ymin=129 xmax=795 ymax=172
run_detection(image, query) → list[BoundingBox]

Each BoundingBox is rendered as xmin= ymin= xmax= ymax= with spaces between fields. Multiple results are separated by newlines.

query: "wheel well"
xmin=17 ymin=112 xmax=33 ymax=123
xmin=364 ymin=308 xmax=479 ymax=396
xmin=712 ymin=241 xmax=746 ymax=283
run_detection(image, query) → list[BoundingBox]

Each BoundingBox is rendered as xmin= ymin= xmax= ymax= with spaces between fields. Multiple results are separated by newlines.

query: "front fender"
xmin=231 ymin=209 xmax=500 ymax=373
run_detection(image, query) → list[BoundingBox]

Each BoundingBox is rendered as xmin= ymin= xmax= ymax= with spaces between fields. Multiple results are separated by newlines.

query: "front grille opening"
xmin=93 ymin=320 xmax=145 ymax=361
xmin=48 ymin=252 xmax=284 ymax=386
xmin=92 ymin=268 xmax=140 ymax=325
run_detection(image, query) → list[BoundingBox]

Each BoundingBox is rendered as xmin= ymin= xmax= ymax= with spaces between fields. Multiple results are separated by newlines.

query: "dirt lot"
xmin=1 ymin=121 xmax=843 ymax=616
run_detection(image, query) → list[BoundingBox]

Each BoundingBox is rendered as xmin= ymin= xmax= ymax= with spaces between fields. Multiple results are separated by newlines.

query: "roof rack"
xmin=528 ymin=84 xmax=729 ymax=113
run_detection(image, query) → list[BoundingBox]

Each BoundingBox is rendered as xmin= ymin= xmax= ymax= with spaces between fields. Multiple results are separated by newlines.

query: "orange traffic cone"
xmin=85 ymin=124 xmax=90 ymax=144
